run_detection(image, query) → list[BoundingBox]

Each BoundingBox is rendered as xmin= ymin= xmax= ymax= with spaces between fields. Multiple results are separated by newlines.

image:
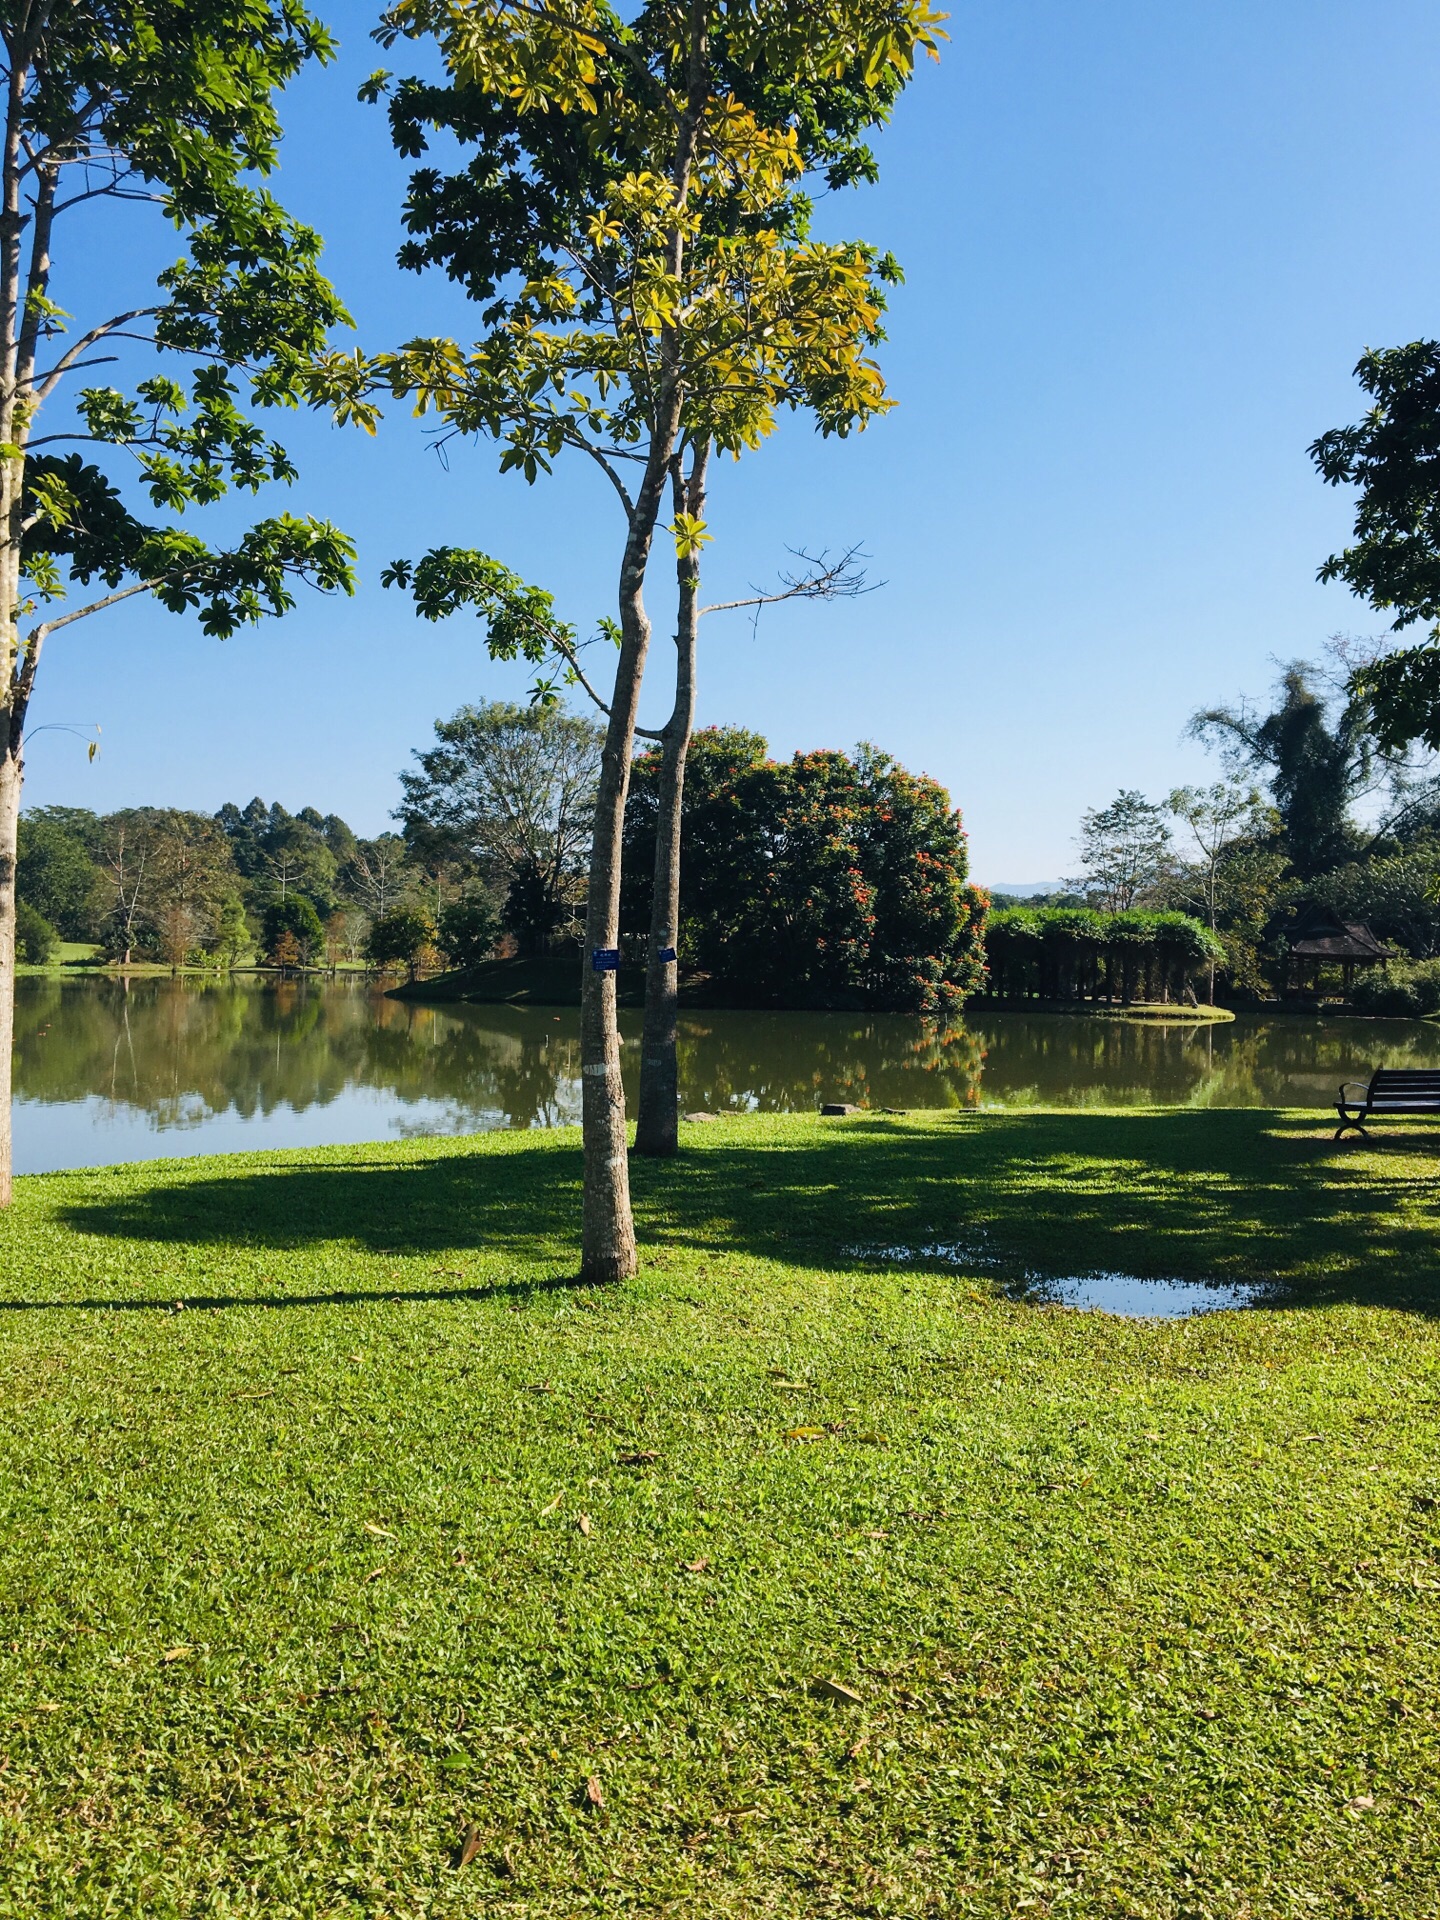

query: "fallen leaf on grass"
xmin=1193 ymin=1707 xmax=1218 ymax=1722
xmin=682 ymin=1557 xmax=711 ymax=1574
xmin=363 ymin=1522 xmax=395 ymax=1538
xmin=1346 ymin=1795 xmax=1376 ymax=1815
xmin=812 ymin=1678 xmax=863 ymax=1705
xmin=364 ymin=1567 xmax=385 ymax=1583
xmin=226 ymin=1388 xmax=274 ymax=1402
xmin=539 ymin=1492 xmax=564 ymax=1517
xmin=577 ymin=1513 xmax=592 ymax=1537
xmin=617 ymin=1450 xmax=658 ymax=1466
xmin=526 ymin=1382 xmax=553 ymax=1395
xmin=586 ymin=1775 xmax=604 ymax=1808
xmin=161 ymin=1646 xmax=194 ymax=1663
xmin=433 ymin=1269 xmax=466 ymax=1278
xmin=786 ymin=1426 xmax=827 ymax=1442
xmin=457 ymin=1821 xmax=483 ymax=1869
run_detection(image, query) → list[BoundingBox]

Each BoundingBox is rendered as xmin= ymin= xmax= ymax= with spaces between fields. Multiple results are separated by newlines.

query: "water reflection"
xmin=12 ymin=976 xmax=1440 ymax=1174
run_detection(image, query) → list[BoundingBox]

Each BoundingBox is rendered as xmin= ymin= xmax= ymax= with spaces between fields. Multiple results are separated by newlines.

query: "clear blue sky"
xmin=20 ymin=0 xmax=1440 ymax=883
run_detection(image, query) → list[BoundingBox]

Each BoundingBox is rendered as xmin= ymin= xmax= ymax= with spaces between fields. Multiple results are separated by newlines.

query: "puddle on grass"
xmin=848 ymin=1241 xmax=1274 ymax=1319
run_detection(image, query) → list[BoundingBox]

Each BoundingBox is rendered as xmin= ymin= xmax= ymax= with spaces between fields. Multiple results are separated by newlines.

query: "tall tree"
xmin=1311 ymin=342 xmax=1440 ymax=749
xmin=0 ymin=0 xmax=357 ymax=1203
xmin=1069 ymin=790 xmax=1172 ymax=911
xmin=1190 ymin=665 xmax=1375 ymax=879
xmin=340 ymin=0 xmax=938 ymax=1279
xmin=397 ymin=699 xmax=601 ymax=956
xmin=1165 ymin=780 xmax=1267 ymax=1000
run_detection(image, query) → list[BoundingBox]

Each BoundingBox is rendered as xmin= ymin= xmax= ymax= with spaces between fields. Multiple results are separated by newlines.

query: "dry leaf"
xmin=539 ymin=1492 xmax=564 ymax=1517
xmin=812 ymin=1677 xmax=862 ymax=1705
xmin=577 ymin=1513 xmax=592 ymax=1537
xmin=617 ymin=1450 xmax=658 ymax=1466
xmin=364 ymin=1567 xmax=385 ymax=1583
xmin=457 ymin=1820 xmax=483 ymax=1869
xmin=682 ymin=1556 xmax=710 ymax=1574
xmin=586 ymin=1775 xmax=604 ymax=1808
xmin=1346 ymin=1794 xmax=1376 ymax=1814
xmin=786 ymin=1426 xmax=827 ymax=1441
xmin=527 ymin=1382 xmax=553 ymax=1394
xmin=363 ymin=1522 xmax=395 ymax=1538
xmin=162 ymin=1646 xmax=193 ymax=1663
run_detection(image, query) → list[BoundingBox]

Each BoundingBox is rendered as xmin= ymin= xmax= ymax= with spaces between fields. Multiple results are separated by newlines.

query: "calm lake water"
xmin=13 ymin=973 xmax=1440 ymax=1175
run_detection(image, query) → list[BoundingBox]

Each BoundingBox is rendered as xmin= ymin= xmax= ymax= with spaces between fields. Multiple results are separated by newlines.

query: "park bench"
xmin=1334 ymin=1069 xmax=1440 ymax=1140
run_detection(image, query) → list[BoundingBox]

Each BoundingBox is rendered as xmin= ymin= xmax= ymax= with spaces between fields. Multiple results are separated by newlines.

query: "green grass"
xmin=2 ymin=1109 xmax=1440 ymax=1916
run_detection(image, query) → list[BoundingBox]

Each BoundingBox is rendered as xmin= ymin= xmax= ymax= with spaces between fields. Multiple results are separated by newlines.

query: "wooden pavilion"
xmin=1284 ymin=907 xmax=1395 ymax=998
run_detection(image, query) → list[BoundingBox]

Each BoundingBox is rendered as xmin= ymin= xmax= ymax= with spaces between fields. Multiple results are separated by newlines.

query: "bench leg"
xmin=1333 ymin=1119 xmax=1369 ymax=1141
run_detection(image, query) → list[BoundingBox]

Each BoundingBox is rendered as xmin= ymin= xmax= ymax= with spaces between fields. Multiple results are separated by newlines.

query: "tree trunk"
xmin=635 ymin=443 xmax=708 ymax=1157
xmin=578 ymin=0 xmax=704 ymax=1276
xmin=0 ymin=742 xmax=18 ymax=1206
xmin=578 ymin=448 xmax=677 ymax=1280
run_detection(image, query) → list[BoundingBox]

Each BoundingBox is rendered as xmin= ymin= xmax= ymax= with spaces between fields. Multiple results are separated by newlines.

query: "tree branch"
xmin=699 ymin=544 xmax=875 ymax=618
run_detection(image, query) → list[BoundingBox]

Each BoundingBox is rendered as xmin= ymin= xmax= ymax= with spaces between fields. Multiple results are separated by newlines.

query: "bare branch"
xmin=699 ymin=543 xmax=876 ymax=618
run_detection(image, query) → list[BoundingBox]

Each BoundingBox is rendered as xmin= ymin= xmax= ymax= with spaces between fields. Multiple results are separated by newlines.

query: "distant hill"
xmin=981 ymin=882 xmax=1066 ymax=899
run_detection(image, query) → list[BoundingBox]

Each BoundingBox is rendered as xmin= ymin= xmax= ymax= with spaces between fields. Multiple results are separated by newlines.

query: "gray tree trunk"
xmin=635 ymin=442 xmax=708 ymax=1157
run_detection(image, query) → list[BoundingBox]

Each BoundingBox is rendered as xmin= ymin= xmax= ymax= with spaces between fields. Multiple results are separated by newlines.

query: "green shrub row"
xmin=982 ymin=907 xmax=1226 ymax=1003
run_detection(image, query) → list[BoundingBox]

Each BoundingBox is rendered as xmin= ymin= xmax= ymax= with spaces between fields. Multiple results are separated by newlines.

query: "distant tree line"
xmin=1052 ymin=652 xmax=1440 ymax=1001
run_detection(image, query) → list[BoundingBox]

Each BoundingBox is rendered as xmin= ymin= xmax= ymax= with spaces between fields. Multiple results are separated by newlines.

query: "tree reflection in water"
xmin=12 ymin=977 xmax=1440 ymax=1171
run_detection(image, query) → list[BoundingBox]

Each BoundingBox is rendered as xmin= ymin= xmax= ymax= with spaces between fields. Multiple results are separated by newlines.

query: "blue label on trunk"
xmin=657 ymin=947 xmax=677 ymax=963
xmin=591 ymin=947 xmax=621 ymax=972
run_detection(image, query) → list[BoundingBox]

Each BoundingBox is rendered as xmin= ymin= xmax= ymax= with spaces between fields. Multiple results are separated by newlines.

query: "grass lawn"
xmin=2 ymin=1108 xmax=1439 ymax=1916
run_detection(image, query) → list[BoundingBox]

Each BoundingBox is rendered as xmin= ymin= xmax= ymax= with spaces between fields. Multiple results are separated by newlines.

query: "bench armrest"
xmin=1338 ymin=1081 xmax=1372 ymax=1096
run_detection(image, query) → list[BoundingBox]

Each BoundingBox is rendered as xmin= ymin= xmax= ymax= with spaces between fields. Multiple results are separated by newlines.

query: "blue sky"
xmin=19 ymin=0 xmax=1440 ymax=882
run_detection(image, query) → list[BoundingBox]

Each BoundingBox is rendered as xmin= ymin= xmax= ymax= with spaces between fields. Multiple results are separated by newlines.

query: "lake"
xmin=12 ymin=974 xmax=1440 ymax=1175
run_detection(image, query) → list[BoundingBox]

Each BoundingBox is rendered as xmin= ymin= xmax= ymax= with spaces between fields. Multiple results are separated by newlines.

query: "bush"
xmin=1351 ymin=959 xmax=1440 ymax=1017
xmin=439 ymin=892 xmax=500 ymax=968
xmin=15 ymin=901 xmax=56 ymax=964
xmin=367 ymin=907 xmax=438 ymax=979
xmin=261 ymin=895 xmax=323 ymax=966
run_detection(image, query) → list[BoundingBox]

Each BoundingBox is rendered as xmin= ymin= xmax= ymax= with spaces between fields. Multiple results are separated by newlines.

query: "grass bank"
xmin=2 ymin=1109 xmax=1439 ymax=1916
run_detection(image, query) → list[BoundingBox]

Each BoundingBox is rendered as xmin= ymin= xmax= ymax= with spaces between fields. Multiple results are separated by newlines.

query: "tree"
xmin=334 ymin=0 xmax=941 ymax=1280
xmin=16 ymin=808 xmax=101 ymax=937
xmin=345 ymin=833 xmax=412 ymax=922
xmin=214 ymin=895 xmax=252 ymax=969
xmin=262 ymin=895 xmax=323 ymax=967
xmin=1070 ymin=791 xmax=1171 ymax=911
xmin=367 ymin=905 xmax=437 ymax=981
xmin=0 ymin=0 xmax=358 ymax=1205
xmin=623 ymin=729 xmax=986 ymax=1012
xmin=439 ymin=891 xmax=500 ymax=969
xmin=14 ymin=899 xmax=53 ymax=964
xmin=1311 ymin=342 xmax=1440 ymax=749
xmin=146 ymin=810 xmax=238 ymax=967
xmin=1190 ymin=664 xmax=1381 ymax=879
xmin=397 ymin=701 xmax=601 ymax=955
xmin=1166 ymin=781 xmax=1267 ymax=1001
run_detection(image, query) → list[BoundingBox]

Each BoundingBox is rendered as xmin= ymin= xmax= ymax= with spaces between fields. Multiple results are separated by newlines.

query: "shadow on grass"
xmin=37 ymin=1109 xmax=1440 ymax=1316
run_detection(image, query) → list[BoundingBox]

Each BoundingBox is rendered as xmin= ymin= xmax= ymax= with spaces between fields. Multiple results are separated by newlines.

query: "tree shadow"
xmin=39 ymin=1109 xmax=1440 ymax=1317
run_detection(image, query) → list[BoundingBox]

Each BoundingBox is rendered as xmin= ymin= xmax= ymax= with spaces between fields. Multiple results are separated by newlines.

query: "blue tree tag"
xmin=591 ymin=948 xmax=621 ymax=972
xmin=657 ymin=947 xmax=677 ymax=963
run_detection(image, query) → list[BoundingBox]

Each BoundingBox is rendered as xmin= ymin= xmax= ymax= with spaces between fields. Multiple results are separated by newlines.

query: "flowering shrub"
xmin=623 ymin=730 xmax=986 ymax=1013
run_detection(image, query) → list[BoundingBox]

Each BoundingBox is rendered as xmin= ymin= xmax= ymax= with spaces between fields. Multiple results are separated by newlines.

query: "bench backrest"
xmin=1368 ymin=1069 xmax=1440 ymax=1102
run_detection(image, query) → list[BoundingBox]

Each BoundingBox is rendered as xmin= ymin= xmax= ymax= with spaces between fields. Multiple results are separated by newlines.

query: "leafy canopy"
xmin=1 ymin=0 xmax=355 ymax=672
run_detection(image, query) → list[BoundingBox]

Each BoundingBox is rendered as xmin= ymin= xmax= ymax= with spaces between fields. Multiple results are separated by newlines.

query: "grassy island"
xmin=2 ymin=1109 xmax=1439 ymax=1915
